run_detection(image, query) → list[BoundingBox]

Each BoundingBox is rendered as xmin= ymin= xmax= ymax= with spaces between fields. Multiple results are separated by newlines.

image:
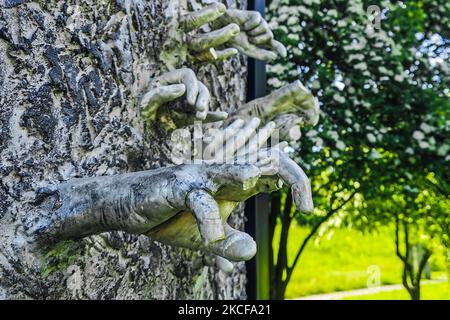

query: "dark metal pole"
xmin=245 ymin=0 xmax=270 ymax=301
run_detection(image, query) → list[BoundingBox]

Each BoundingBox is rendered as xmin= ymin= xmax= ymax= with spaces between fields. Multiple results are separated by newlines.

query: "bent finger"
xmin=141 ymin=84 xmax=186 ymax=119
xmin=180 ymin=2 xmax=226 ymax=32
xmin=204 ymin=119 xmax=245 ymax=161
xmin=239 ymin=121 xmax=276 ymax=156
xmin=196 ymin=81 xmax=210 ymax=113
xmin=186 ymin=189 xmax=225 ymax=244
xmin=247 ymin=19 xmax=270 ymax=36
xmin=232 ymin=40 xmax=278 ymax=61
xmin=220 ymin=117 xmax=261 ymax=160
xmin=249 ymin=32 xmax=273 ymax=45
xmin=188 ymin=23 xmax=240 ymax=52
xmin=208 ymin=224 xmax=257 ymax=262
xmin=270 ymin=40 xmax=288 ymax=58
xmin=243 ymin=11 xmax=263 ymax=31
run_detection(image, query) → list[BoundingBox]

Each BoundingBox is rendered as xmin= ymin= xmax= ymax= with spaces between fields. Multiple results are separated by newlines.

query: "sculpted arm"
xmin=29 ymin=163 xmax=263 ymax=262
xmin=31 ymin=169 xmax=185 ymax=246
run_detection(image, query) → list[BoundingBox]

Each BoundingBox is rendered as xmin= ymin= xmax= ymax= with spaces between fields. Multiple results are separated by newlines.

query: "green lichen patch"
xmin=41 ymin=240 xmax=84 ymax=278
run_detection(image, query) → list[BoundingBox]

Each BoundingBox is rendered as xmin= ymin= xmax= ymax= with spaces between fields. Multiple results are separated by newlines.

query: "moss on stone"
xmin=41 ymin=240 xmax=84 ymax=278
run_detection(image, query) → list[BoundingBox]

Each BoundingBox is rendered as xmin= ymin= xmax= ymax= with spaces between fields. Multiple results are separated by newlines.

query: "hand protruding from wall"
xmin=231 ymin=80 xmax=320 ymax=142
xmin=180 ymin=1 xmax=286 ymax=62
xmin=30 ymin=163 xmax=264 ymax=262
xmin=141 ymin=68 xmax=227 ymax=122
xmin=169 ymin=116 xmax=314 ymax=272
xmin=180 ymin=2 xmax=241 ymax=61
xmin=216 ymin=9 xmax=287 ymax=61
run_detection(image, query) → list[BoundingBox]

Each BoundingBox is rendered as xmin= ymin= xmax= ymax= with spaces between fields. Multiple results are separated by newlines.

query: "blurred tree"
xmin=360 ymin=181 xmax=449 ymax=300
xmin=267 ymin=0 xmax=449 ymax=299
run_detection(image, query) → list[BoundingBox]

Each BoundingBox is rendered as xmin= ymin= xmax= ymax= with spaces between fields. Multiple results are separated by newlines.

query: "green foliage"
xmin=267 ymin=0 xmax=450 ymax=299
xmin=268 ymin=0 xmax=449 ymax=188
xmin=344 ymin=281 xmax=450 ymax=300
xmin=273 ymin=223 xmax=447 ymax=298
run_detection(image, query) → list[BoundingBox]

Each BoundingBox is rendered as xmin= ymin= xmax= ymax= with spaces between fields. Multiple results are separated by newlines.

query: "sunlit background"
xmin=265 ymin=0 xmax=449 ymax=300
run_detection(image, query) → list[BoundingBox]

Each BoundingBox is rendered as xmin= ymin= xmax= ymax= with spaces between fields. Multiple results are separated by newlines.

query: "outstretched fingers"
xmin=215 ymin=256 xmax=235 ymax=274
xmin=218 ymin=117 xmax=261 ymax=160
xmin=153 ymin=68 xmax=198 ymax=105
xmin=271 ymin=150 xmax=314 ymax=213
xmin=204 ymin=119 xmax=245 ymax=161
xmin=240 ymin=120 xmax=276 ymax=156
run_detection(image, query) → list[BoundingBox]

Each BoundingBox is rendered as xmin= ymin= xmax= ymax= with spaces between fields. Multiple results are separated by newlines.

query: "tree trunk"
xmin=268 ymin=191 xmax=280 ymax=298
xmin=0 ymin=0 xmax=249 ymax=299
xmin=273 ymin=192 xmax=292 ymax=300
xmin=410 ymin=286 xmax=420 ymax=300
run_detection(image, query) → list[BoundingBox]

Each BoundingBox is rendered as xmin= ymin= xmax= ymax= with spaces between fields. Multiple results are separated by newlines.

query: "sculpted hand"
xmin=217 ymin=9 xmax=287 ymax=61
xmin=30 ymin=163 xmax=266 ymax=262
xmin=168 ymin=117 xmax=314 ymax=271
xmin=231 ymin=81 xmax=320 ymax=142
xmin=141 ymin=68 xmax=227 ymax=122
xmin=30 ymin=118 xmax=314 ymax=266
xmin=179 ymin=1 xmax=286 ymax=62
xmin=180 ymin=1 xmax=241 ymax=61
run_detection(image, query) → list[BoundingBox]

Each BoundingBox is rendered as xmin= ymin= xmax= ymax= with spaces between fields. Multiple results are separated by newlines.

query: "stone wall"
xmin=0 ymin=0 xmax=248 ymax=299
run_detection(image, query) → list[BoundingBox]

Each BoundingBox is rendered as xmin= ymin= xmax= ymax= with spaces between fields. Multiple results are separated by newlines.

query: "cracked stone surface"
xmin=0 ymin=0 xmax=248 ymax=299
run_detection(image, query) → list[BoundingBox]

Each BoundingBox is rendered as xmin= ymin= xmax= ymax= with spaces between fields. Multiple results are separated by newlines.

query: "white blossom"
xmin=333 ymin=93 xmax=346 ymax=103
xmin=336 ymin=141 xmax=346 ymax=150
xmin=367 ymin=133 xmax=376 ymax=143
xmin=412 ymin=130 xmax=425 ymax=141
xmin=437 ymin=144 xmax=450 ymax=156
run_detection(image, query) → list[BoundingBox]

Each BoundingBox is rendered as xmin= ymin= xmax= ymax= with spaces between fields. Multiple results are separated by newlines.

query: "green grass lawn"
xmin=344 ymin=281 xmax=450 ymax=300
xmin=273 ymin=223 xmax=448 ymax=299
